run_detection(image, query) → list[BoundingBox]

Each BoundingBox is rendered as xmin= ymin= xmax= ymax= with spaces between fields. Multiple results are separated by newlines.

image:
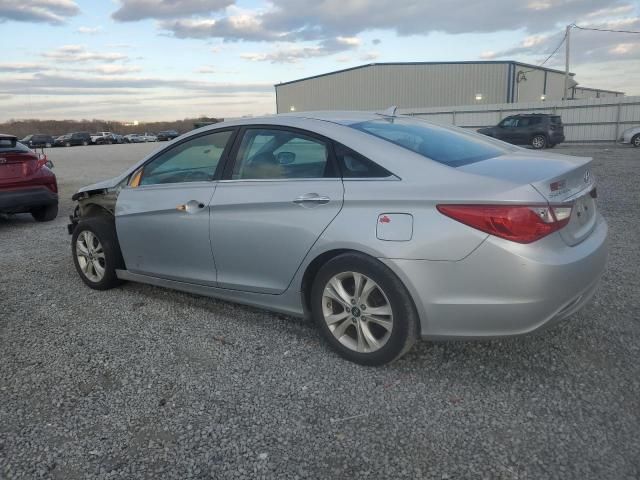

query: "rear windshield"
xmin=0 ymin=141 xmax=30 ymax=153
xmin=351 ymin=117 xmax=513 ymax=167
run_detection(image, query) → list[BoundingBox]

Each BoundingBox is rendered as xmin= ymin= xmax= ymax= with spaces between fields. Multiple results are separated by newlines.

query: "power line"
xmin=572 ymin=24 xmax=640 ymax=34
xmin=537 ymin=30 xmax=568 ymax=67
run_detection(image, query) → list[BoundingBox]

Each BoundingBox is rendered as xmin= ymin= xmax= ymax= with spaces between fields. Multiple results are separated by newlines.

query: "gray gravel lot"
xmin=1 ymin=143 xmax=639 ymax=479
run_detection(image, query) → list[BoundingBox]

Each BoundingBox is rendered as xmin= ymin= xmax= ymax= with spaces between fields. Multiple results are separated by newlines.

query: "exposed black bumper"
xmin=550 ymin=134 xmax=565 ymax=144
xmin=0 ymin=187 xmax=58 ymax=214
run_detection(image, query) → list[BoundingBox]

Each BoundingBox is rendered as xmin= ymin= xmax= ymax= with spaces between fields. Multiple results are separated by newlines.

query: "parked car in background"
xmin=140 ymin=132 xmax=157 ymax=142
xmin=477 ymin=114 xmax=565 ymax=149
xmin=54 ymin=132 xmax=92 ymax=147
xmin=67 ymin=112 xmax=607 ymax=365
xmin=619 ymin=126 xmax=640 ymax=147
xmin=157 ymin=130 xmax=179 ymax=141
xmin=91 ymin=132 xmax=116 ymax=145
xmin=124 ymin=134 xmax=143 ymax=143
xmin=112 ymin=134 xmax=126 ymax=144
xmin=0 ymin=134 xmax=58 ymax=221
xmin=20 ymin=134 xmax=55 ymax=148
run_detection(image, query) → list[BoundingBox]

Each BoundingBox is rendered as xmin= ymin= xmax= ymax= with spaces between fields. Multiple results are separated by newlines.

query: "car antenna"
xmin=377 ymin=105 xmax=398 ymax=117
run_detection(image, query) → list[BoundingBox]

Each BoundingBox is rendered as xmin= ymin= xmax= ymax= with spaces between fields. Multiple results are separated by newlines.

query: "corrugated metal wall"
xmin=276 ymin=63 xmax=511 ymax=113
xmin=402 ymin=96 xmax=640 ymax=142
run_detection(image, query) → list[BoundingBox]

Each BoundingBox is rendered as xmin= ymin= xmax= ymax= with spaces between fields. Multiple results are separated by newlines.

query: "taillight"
xmin=437 ymin=204 xmax=572 ymax=244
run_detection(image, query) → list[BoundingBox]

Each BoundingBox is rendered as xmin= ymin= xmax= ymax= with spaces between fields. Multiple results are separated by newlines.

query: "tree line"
xmin=0 ymin=117 xmax=223 ymax=138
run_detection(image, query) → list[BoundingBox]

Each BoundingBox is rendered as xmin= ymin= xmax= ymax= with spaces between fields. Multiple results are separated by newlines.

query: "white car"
xmin=91 ymin=132 xmax=115 ymax=145
xmin=140 ymin=132 xmax=157 ymax=142
xmin=619 ymin=126 xmax=640 ymax=147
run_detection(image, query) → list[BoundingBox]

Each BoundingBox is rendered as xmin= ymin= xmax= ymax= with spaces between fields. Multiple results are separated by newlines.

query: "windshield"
xmin=351 ymin=117 xmax=514 ymax=167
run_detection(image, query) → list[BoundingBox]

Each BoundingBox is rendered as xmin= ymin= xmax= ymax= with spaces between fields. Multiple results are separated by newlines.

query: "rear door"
xmin=115 ymin=129 xmax=235 ymax=285
xmin=210 ymin=126 xmax=344 ymax=294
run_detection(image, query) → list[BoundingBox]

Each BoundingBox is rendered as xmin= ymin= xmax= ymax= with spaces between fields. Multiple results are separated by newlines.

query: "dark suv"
xmin=54 ymin=132 xmax=92 ymax=147
xmin=20 ymin=134 xmax=55 ymax=148
xmin=478 ymin=114 xmax=565 ymax=149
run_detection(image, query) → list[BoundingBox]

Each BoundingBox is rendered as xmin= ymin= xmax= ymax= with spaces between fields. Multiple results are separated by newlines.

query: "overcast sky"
xmin=1 ymin=0 xmax=639 ymax=122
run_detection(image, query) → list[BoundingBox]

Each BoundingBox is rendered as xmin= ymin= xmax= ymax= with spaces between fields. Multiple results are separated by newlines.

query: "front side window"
xmin=500 ymin=118 xmax=517 ymax=128
xmin=139 ymin=130 xmax=233 ymax=186
xmin=232 ymin=128 xmax=330 ymax=180
xmin=351 ymin=117 xmax=513 ymax=167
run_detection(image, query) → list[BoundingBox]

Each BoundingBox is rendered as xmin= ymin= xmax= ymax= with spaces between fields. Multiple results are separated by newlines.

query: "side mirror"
xmin=277 ymin=151 xmax=296 ymax=165
xmin=46 ymin=160 xmax=54 ymax=169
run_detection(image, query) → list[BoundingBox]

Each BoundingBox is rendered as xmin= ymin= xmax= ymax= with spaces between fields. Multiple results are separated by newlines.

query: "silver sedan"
xmin=68 ymin=112 xmax=608 ymax=365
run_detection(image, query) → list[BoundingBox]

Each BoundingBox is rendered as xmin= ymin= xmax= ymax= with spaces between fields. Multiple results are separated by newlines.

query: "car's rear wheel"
xmin=45 ymin=142 xmax=52 ymax=148
xmin=64 ymin=141 xmax=71 ymax=147
xmin=31 ymin=204 xmax=58 ymax=222
xmin=531 ymin=134 xmax=547 ymax=149
xmin=82 ymin=140 xmax=88 ymax=146
xmin=632 ymin=134 xmax=640 ymax=147
xmin=71 ymin=217 xmax=125 ymax=290
xmin=311 ymin=253 xmax=418 ymax=365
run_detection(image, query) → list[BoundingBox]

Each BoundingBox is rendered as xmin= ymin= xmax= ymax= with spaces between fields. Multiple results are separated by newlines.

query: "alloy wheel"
xmin=76 ymin=231 xmax=106 ymax=282
xmin=321 ymin=271 xmax=393 ymax=353
xmin=532 ymin=135 xmax=546 ymax=149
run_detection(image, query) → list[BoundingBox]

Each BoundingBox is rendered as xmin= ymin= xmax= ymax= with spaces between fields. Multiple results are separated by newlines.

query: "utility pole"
xmin=563 ymin=24 xmax=571 ymax=100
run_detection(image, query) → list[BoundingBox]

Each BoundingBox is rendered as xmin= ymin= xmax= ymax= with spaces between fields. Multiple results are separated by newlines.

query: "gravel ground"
xmin=1 ymin=143 xmax=639 ymax=479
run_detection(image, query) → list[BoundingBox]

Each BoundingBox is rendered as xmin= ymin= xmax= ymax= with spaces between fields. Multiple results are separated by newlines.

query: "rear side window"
xmin=550 ymin=116 xmax=562 ymax=124
xmin=334 ymin=143 xmax=391 ymax=178
xmin=351 ymin=118 xmax=512 ymax=167
xmin=231 ymin=128 xmax=332 ymax=180
xmin=528 ymin=117 xmax=542 ymax=125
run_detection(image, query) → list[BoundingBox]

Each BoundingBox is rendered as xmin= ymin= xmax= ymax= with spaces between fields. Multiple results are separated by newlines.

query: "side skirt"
xmin=115 ymin=269 xmax=306 ymax=318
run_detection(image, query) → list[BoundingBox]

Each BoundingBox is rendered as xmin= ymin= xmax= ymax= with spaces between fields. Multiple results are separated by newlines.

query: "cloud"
xmin=360 ymin=51 xmax=380 ymax=62
xmin=0 ymin=63 xmax=45 ymax=73
xmin=112 ymin=0 xmax=232 ymax=21
xmin=241 ymin=36 xmax=361 ymax=63
xmin=90 ymin=64 xmax=142 ymax=75
xmin=0 ymin=0 xmax=79 ymax=25
xmin=488 ymin=17 xmax=640 ymax=66
xmin=76 ymin=26 xmax=102 ymax=34
xmin=42 ymin=45 xmax=129 ymax=63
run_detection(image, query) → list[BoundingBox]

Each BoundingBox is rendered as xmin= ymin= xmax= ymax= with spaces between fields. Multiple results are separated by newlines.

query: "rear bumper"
xmin=550 ymin=133 xmax=565 ymax=144
xmin=381 ymin=214 xmax=608 ymax=339
xmin=0 ymin=187 xmax=58 ymax=213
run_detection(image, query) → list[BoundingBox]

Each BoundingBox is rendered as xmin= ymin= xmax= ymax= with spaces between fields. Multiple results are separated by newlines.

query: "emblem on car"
xmin=0 ymin=157 xmax=6 ymax=164
xmin=584 ymin=170 xmax=591 ymax=183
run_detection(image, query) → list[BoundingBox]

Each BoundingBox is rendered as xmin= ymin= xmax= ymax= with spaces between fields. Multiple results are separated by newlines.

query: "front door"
xmin=115 ymin=129 xmax=235 ymax=285
xmin=210 ymin=126 xmax=344 ymax=294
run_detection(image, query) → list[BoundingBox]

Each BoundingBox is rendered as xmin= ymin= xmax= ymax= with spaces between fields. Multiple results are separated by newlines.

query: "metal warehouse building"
xmin=275 ymin=61 xmax=623 ymax=113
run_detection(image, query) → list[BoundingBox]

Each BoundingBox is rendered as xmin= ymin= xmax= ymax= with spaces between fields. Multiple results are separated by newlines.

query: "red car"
xmin=0 ymin=134 xmax=58 ymax=221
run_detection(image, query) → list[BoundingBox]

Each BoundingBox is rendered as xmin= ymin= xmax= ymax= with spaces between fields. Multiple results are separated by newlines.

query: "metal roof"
xmin=275 ymin=61 xmax=575 ymax=87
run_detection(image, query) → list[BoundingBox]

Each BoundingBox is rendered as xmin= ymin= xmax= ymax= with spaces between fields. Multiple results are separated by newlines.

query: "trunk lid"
xmin=458 ymin=150 xmax=597 ymax=246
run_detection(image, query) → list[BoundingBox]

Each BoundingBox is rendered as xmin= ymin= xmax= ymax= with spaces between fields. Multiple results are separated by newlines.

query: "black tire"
xmin=530 ymin=134 xmax=547 ymax=149
xmin=31 ymin=203 xmax=58 ymax=222
xmin=311 ymin=252 xmax=419 ymax=366
xmin=45 ymin=143 xmax=52 ymax=148
xmin=64 ymin=142 xmax=71 ymax=147
xmin=82 ymin=140 xmax=89 ymax=146
xmin=71 ymin=216 xmax=125 ymax=290
xmin=632 ymin=134 xmax=640 ymax=148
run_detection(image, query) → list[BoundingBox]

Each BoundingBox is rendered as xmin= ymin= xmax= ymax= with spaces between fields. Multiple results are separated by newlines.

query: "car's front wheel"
xmin=71 ymin=217 xmax=125 ymax=290
xmin=31 ymin=204 xmax=58 ymax=222
xmin=311 ymin=253 xmax=419 ymax=365
xmin=531 ymin=134 xmax=547 ymax=149
xmin=632 ymin=134 xmax=640 ymax=147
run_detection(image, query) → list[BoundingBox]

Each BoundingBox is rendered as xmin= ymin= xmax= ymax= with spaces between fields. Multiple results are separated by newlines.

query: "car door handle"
xmin=293 ymin=193 xmax=330 ymax=207
xmin=177 ymin=200 xmax=206 ymax=213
